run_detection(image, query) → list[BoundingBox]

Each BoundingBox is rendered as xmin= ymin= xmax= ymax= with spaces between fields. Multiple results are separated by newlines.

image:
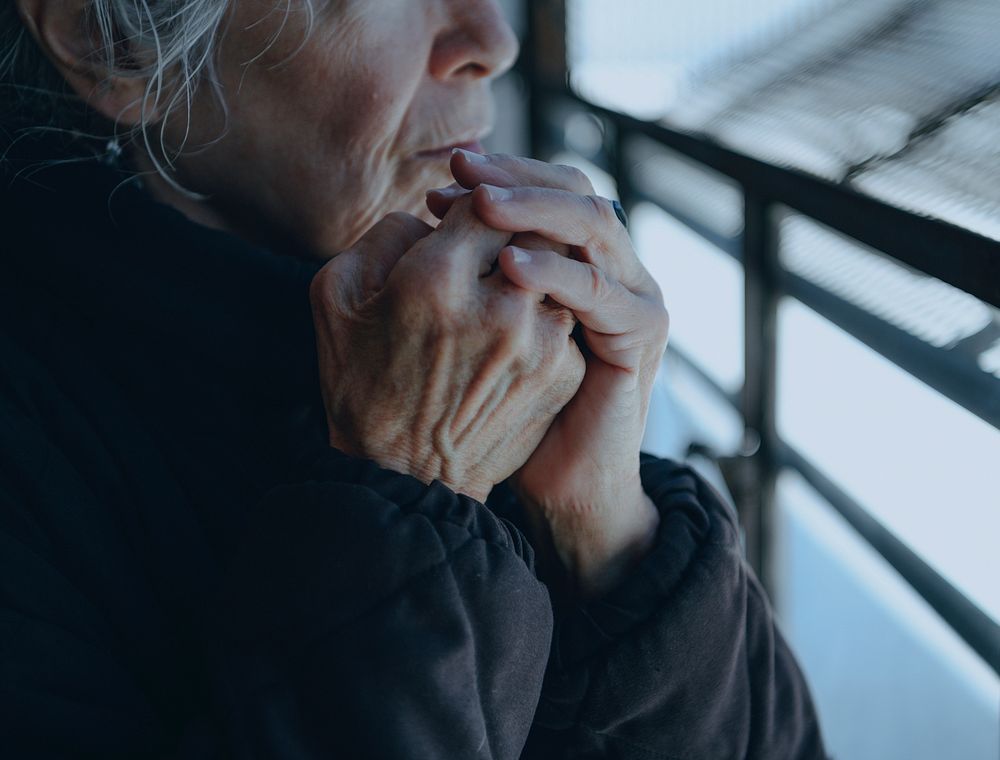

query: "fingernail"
xmin=454 ymin=148 xmax=487 ymax=164
xmin=483 ymin=184 xmax=513 ymax=202
xmin=510 ymin=247 xmax=533 ymax=265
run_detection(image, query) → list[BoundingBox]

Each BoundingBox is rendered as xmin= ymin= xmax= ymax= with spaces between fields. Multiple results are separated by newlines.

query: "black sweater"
xmin=0 ymin=150 xmax=826 ymax=758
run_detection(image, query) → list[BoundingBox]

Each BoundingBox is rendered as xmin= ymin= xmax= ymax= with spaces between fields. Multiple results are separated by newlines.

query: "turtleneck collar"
xmin=2 ymin=147 xmax=325 ymax=402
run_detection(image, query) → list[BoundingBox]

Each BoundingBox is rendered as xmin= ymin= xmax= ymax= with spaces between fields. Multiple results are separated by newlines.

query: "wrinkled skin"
xmin=310 ymin=196 xmax=586 ymax=504
xmin=124 ymin=0 xmax=522 ymax=255
xmin=427 ymin=151 xmax=669 ymax=597
xmin=17 ymin=0 xmax=669 ymax=597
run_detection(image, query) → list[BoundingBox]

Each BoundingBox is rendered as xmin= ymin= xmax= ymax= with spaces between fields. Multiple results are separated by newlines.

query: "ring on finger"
xmin=611 ymin=199 xmax=629 ymax=229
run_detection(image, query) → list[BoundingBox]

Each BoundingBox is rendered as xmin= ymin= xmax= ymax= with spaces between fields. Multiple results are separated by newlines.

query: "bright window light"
xmin=774 ymin=471 xmax=1000 ymax=760
xmin=632 ymin=202 xmax=745 ymax=393
xmin=777 ymin=298 xmax=1000 ymax=622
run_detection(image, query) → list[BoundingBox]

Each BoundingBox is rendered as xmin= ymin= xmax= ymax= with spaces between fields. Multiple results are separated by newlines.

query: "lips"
xmin=414 ymin=139 xmax=485 ymax=160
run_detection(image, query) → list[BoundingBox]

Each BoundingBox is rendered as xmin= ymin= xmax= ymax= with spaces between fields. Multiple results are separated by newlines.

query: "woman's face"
xmin=147 ymin=0 xmax=518 ymax=256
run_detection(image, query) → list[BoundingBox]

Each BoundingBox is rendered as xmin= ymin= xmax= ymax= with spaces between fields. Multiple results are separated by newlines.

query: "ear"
xmin=15 ymin=0 xmax=154 ymax=127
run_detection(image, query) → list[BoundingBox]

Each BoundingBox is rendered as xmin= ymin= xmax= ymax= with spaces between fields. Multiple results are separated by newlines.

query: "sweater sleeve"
xmin=204 ymin=449 xmax=555 ymax=760
xmin=514 ymin=456 xmax=828 ymax=759
xmin=0 ymin=398 xmax=553 ymax=760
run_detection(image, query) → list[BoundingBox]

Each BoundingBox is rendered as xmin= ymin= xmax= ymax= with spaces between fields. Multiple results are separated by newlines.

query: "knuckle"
xmin=558 ymin=163 xmax=594 ymax=194
xmin=637 ymin=304 xmax=670 ymax=368
xmin=653 ymin=314 xmax=671 ymax=356
xmin=658 ymin=305 xmax=671 ymax=342
xmin=309 ymin=256 xmax=348 ymax=309
xmin=644 ymin=299 xmax=670 ymax=345
xmin=585 ymin=193 xmax=617 ymax=227
xmin=586 ymin=262 xmax=611 ymax=301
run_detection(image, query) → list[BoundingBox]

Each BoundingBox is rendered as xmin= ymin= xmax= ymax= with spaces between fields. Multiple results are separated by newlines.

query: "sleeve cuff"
xmin=550 ymin=455 xmax=737 ymax=668
xmin=291 ymin=444 xmax=539 ymax=570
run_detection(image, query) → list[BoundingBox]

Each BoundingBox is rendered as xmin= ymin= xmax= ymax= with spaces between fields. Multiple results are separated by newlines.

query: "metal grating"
xmin=853 ymin=92 xmax=1000 ymax=242
xmin=541 ymin=0 xmax=1000 ymax=673
xmin=779 ymin=214 xmax=995 ymax=349
xmin=668 ymin=0 xmax=1000 ymax=180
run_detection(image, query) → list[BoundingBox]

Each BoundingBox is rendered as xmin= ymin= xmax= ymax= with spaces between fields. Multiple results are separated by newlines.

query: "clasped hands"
xmin=311 ymin=151 xmax=669 ymax=598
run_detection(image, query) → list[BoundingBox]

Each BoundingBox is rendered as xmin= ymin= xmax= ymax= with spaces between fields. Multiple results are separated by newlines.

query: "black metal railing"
xmin=522 ymin=0 xmax=1000 ymax=675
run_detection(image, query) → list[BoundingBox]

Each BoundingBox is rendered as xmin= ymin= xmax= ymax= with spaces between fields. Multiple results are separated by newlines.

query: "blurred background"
xmin=489 ymin=1 xmax=1000 ymax=758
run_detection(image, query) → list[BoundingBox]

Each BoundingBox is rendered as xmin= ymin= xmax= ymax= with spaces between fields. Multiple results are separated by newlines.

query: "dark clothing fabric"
xmin=0 ymin=146 xmax=826 ymax=758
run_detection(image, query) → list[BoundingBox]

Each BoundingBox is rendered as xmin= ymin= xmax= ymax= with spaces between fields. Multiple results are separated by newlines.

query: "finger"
xmin=425 ymin=184 xmax=468 ymax=220
xmin=473 ymin=185 xmax=649 ymax=292
xmin=508 ymin=231 xmax=571 ymax=256
xmin=498 ymin=246 xmax=634 ymax=332
xmin=441 ymin=152 xmax=585 ymax=259
xmin=429 ymin=182 xmax=568 ymax=255
xmin=352 ymin=212 xmax=435 ymax=292
xmin=417 ymin=193 xmax=512 ymax=280
xmin=450 ymin=150 xmax=596 ymax=196
xmin=498 ymin=246 xmax=666 ymax=371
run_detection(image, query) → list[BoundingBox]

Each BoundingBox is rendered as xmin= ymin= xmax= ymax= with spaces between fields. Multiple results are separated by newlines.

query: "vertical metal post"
xmin=525 ymin=0 xmax=568 ymax=159
xmin=610 ymin=122 xmax=634 ymax=215
xmin=741 ymin=193 xmax=780 ymax=591
xmin=522 ymin=0 xmax=540 ymax=157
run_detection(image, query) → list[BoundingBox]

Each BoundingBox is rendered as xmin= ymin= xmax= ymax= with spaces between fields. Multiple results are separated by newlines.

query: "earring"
xmin=102 ymin=137 xmax=123 ymax=167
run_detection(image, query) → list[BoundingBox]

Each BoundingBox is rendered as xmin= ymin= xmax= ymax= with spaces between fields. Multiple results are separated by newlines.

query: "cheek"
xmin=289 ymin=63 xmax=413 ymax=204
xmin=306 ymin=18 xmax=419 ymax=145
xmin=307 ymin=73 xmax=436 ymax=216
xmin=197 ymin=5 xmax=441 ymax=246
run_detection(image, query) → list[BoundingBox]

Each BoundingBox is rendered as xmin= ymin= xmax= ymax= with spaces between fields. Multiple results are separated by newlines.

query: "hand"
xmin=427 ymin=152 xmax=669 ymax=598
xmin=309 ymin=196 xmax=586 ymax=504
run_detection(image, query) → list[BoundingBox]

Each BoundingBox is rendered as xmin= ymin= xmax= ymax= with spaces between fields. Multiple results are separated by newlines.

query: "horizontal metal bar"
xmin=782 ymin=446 xmax=1000 ymax=676
xmin=845 ymin=81 xmax=1000 ymax=182
xmin=547 ymin=88 xmax=1000 ymax=310
xmin=535 ymin=111 xmax=745 ymax=261
xmin=536 ymin=84 xmax=1000 ymax=662
xmin=633 ymin=185 xmax=1000 ymax=431
xmin=784 ymin=273 xmax=1000 ymax=430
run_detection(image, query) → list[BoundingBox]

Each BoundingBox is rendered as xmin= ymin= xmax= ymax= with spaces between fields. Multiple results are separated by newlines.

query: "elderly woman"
xmin=0 ymin=0 xmax=825 ymax=757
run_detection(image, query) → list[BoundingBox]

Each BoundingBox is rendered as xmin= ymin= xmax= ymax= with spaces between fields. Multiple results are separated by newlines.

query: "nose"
xmin=429 ymin=0 xmax=520 ymax=81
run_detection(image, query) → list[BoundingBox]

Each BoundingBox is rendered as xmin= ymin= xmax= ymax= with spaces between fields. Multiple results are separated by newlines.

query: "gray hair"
xmin=0 ymin=0 xmax=313 ymax=184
